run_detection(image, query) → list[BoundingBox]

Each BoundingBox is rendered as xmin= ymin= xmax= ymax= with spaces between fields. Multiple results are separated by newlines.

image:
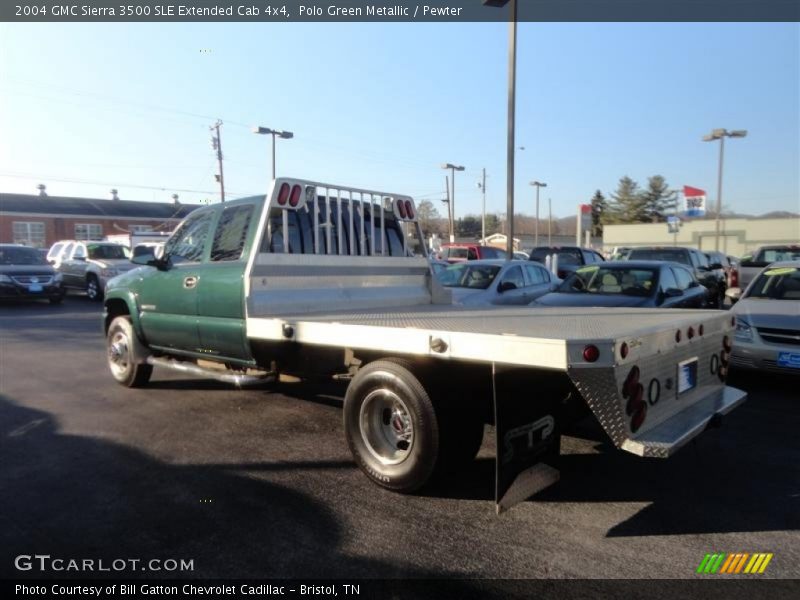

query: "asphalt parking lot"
xmin=1 ymin=297 xmax=798 ymax=582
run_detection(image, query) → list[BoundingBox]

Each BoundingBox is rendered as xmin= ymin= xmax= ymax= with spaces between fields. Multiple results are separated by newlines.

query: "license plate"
xmin=678 ymin=357 xmax=698 ymax=394
xmin=777 ymin=352 xmax=800 ymax=369
xmin=28 ymin=284 xmax=43 ymax=293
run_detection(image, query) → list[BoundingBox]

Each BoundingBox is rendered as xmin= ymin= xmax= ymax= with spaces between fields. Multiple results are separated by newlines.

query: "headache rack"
xmin=263 ymin=178 xmax=426 ymax=259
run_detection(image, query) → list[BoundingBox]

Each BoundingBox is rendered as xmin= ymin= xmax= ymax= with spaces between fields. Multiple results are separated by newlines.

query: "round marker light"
xmin=397 ymin=200 xmax=407 ymax=219
xmin=583 ymin=344 xmax=600 ymax=363
xmin=620 ymin=342 xmax=629 ymax=359
xmin=289 ymin=184 xmax=302 ymax=207
xmin=675 ymin=329 xmax=682 ymax=343
xmin=405 ymin=200 xmax=415 ymax=219
xmin=277 ymin=182 xmax=290 ymax=206
xmin=688 ymin=326 xmax=695 ymax=339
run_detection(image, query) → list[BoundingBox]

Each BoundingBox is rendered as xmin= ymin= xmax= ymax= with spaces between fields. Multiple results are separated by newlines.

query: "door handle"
xmin=183 ymin=276 xmax=198 ymax=289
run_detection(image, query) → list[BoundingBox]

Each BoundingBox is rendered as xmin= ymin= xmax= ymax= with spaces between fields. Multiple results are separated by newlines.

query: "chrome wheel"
xmin=359 ymin=389 xmax=414 ymax=465
xmin=108 ymin=330 xmax=131 ymax=380
xmin=87 ymin=277 xmax=100 ymax=301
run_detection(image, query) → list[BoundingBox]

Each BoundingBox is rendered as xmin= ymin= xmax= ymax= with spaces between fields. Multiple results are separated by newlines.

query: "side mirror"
xmin=131 ymin=252 xmax=168 ymax=270
xmin=74 ymin=255 xmax=86 ymax=262
xmin=498 ymin=281 xmax=517 ymax=293
xmin=688 ymin=280 xmax=700 ymax=288
xmin=665 ymin=287 xmax=683 ymax=297
xmin=709 ymin=262 xmax=723 ymax=270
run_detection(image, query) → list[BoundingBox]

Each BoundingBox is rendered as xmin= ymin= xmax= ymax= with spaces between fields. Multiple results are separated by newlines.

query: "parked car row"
xmin=0 ymin=244 xmax=65 ymax=304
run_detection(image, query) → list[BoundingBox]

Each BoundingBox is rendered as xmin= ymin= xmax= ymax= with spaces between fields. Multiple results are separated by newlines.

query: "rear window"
xmin=627 ymin=248 xmax=690 ymax=265
xmin=529 ymin=248 xmax=582 ymax=265
xmin=87 ymin=244 xmax=130 ymax=260
xmin=755 ymin=247 xmax=800 ymax=263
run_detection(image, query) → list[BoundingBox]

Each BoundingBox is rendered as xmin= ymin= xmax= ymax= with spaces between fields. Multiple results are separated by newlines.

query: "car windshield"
xmin=438 ymin=264 xmax=501 ymax=290
xmin=745 ymin=267 xmax=800 ymax=300
xmin=0 ymin=246 xmax=48 ymax=265
xmin=87 ymin=244 xmax=130 ymax=260
xmin=530 ymin=248 xmax=582 ymax=265
xmin=558 ymin=266 xmax=658 ymax=297
xmin=627 ymin=248 xmax=690 ymax=265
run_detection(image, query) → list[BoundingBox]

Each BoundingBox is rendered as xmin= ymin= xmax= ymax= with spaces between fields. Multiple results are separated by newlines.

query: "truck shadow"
xmin=0 ymin=395 xmax=466 ymax=581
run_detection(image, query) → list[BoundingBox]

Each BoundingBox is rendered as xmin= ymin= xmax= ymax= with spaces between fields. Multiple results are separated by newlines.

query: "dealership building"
xmin=0 ymin=187 xmax=202 ymax=248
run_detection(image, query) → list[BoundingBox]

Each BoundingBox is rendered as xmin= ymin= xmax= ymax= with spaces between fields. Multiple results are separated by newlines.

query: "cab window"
xmin=211 ymin=205 xmax=254 ymax=261
xmin=166 ymin=210 xmax=214 ymax=263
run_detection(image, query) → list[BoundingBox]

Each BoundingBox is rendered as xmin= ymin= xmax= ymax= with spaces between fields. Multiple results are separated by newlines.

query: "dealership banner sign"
xmin=683 ymin=186 xmax=707 ymax=217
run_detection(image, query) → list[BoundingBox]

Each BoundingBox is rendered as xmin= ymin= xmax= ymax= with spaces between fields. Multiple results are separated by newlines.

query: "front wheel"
xmin=86 ymin=275 xmax=103 ymax=302
xmin=107 ymin=316 xmax=152 ymax=387
xmin=344 ymin=360 xmax=439 ymax=492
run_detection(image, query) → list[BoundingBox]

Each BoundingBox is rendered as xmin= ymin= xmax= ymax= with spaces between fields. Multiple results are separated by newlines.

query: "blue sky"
xmin=1 ymin=22 xmax=798 ymax=219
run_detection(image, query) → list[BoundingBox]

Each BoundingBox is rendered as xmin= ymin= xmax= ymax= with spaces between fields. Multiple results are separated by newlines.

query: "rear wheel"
xmin=107 ymin=316 xmax=152 ymax=387
xmin=344 ymin=360 xmax=439 ymax=492
xmin=86 ymin=275 xmax=103 ymax=302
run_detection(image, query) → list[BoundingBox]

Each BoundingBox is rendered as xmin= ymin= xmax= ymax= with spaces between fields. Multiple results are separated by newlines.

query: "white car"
xmin=730 ymin=260 xmax=800 ymax=374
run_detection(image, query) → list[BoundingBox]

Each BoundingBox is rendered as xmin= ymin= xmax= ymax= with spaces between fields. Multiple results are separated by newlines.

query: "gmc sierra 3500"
xmin=103 ymin=178 xmax=746 ymax=512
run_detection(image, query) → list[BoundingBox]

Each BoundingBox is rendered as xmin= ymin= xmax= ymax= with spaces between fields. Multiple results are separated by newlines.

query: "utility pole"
xmin=478 ymin=168 xmax=487 ymax=242
xmin=702 ymin=128 xmax=747 ymax=251
xmin=548 ymin=197 xmax=552 ymax=246
xmin=211 ymin=120 xmax=225 ymax=202
xmin=530 ymin=181 xmax=547 ymax=247
xmin=444 ymin=175 xmax=453 ymax=242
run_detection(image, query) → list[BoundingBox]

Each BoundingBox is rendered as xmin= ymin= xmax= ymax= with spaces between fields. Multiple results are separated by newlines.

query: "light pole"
xmin=483 ymin=0 xmax=518 ymax=259
xmin=441 ymin=163 xmax=464 ymax=242
xmin=529 ymin=181 xmax=547 ymax=247
xmin=702 ymin=128 xmax=747 ymax=251
xmin=253 ymin=126 xmax=294 ymax=180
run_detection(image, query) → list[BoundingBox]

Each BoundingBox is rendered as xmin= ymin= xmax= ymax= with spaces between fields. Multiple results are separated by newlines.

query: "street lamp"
xmin=253 ymin=126 xmax=294 ymax=180
xmin=483 ymin=0 xmax=517 ymax=259
xmin=529 ymin=181 xmax=547 ymax=247
xmin=441 ymin=163 xmax=464 ymax=242
xmin=702 ymin=128 xmax=747 ymax=251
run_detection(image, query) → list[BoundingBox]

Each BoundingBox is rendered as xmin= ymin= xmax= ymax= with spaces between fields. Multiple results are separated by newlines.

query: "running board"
xmin=146 ymin=356 xmax=275 ymax=387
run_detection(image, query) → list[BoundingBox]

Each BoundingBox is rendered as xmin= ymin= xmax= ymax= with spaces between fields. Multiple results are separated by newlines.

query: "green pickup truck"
xmin=103 ymin=177 xmax=746 ymax=512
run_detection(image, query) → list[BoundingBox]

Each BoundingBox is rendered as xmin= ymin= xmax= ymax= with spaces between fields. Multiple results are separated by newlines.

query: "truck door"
xmin=63 ymin=243 xmax=88 ymax=288
xmin=195 ymin=203 xmax=257 ymax=361
xmin=137 ymin=208 xmax=215 ymax=352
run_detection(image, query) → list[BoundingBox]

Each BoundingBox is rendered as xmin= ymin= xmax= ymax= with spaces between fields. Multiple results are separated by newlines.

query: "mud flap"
xmin=493 ymin=363 xmax=562 ymax=514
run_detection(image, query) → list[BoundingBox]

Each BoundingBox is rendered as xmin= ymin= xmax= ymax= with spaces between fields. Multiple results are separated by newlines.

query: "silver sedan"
xmin=436 ymin=259 xmax=558 ymax=306
xmin=730 ymin=260 xmax=800 ymax=375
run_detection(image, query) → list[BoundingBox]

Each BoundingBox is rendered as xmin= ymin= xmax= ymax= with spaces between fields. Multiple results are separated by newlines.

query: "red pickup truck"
xmin=438 ymin=243 xmax=507 ymax=263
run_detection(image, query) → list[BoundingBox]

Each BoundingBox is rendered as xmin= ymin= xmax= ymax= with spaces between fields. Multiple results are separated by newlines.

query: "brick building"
xmin=0 ymin=188 xmax=202 ymax=248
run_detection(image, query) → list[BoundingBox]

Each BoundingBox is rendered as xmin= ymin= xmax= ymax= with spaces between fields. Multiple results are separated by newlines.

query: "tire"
xmin=344 ymin=359 xmax=440 ymax=492
xmin=86 ymin=275 xmax=103 ymax=302
xmin=106 ymin=316 xmax=152 ymax=388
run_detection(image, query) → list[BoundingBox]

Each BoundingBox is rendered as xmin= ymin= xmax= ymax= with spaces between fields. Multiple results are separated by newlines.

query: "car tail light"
xmin=397 ymin=200 xmax=407 ymax=219
xmin=730 ymin=268 xmax=738 ymax=288
xmin=622 ymin=365 xmax=647 ymax=432
xmin=675 ymin=329 xmax=682 ymax=343
xmin=620 ymin=342 xmax=629 ymax=359
xmin=698 ymin=324 xmax=704 ymax=336
xmin=583 ymin=344 xmax=600 ymax=362
xmin=630 ymin=404 xmax=648 ymax=433
xmin=405 ymin=200 xmax=415 ymax=219
xmin=622 ymin=365 xmax=640 ymax=400
xmin=688 ymin=326 xmax=695 ymax=340
xmin=289 ymin=184 xmax=302 ymax=207
xmin=558 ymin=270 xmax=567 ymax=279
xmin=277 ymin=182 xmax=290 ymax=206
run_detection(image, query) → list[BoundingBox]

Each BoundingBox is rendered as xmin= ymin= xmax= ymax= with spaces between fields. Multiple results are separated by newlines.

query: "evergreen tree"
xmin=606 ymin=176 xmax=647 ymax=223
xmin=590 ymin=190 xmax=607 ymax=236
xmin=641 ymin=175 xmax=678 ymax=222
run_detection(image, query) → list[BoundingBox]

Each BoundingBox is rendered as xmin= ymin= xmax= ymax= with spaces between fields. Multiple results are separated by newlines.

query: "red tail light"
xmin=558 ymin=270 xmax=567 ymax=279
xmin=730 ymin=268 xmax=739 ymax=288
xmin=675 ymin=329 xmax=682 ymax=343
xmin=583 ymin=345 xmax=600 ymax=362
xmin=630 ymin=404 xmax=648 ymax=433
xmin=288 ymin=184 xmax=302 ymax=207
xmin=277 ymin=182 xmax=290 ymax=206
xmin=698 ymin=324 xmax=704 ymax=336
xmin=397 ymin=200 xmax=407 ymax=219
xmin=688 ymin=326 xmax=695 ymax=340
xmin=620 ymin=342 xmax=629 ymax=359
xmin=405 ymin=200 xmax=415 ymax=219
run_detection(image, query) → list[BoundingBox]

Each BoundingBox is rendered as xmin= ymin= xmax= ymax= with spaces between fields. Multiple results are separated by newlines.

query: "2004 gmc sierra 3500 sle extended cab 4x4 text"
xmin=102 ymin=177 xmax=746 ymax=512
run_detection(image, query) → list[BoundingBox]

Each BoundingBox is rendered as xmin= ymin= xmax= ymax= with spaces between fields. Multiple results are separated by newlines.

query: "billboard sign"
xmin=683 ymin=186 xmax=707 ymax=217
